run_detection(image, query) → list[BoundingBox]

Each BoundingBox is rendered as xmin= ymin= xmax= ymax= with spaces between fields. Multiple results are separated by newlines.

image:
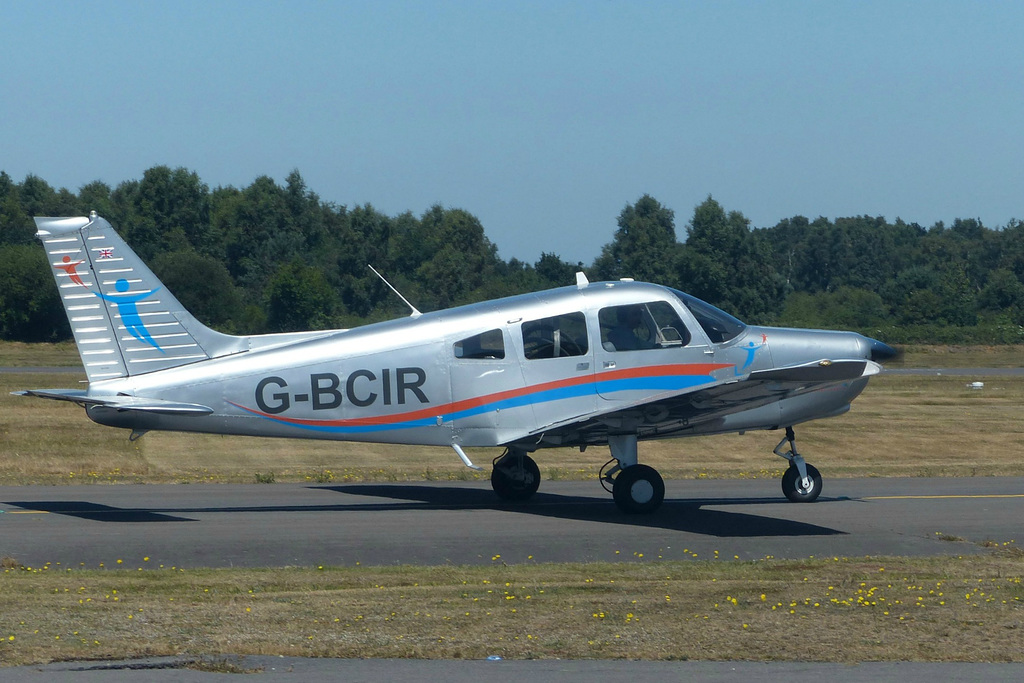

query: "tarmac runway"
xmin=2 ymin=477 xmax=1022 ymax=569
xmin=5 ymin=657 xmax=1024 ymax=683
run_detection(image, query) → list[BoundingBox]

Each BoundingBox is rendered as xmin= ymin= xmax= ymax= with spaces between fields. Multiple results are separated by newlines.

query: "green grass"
xmin=0 ymin=341 xmax=80 ymax=367
xmin=1 ymin=550 xmax=1021 ymax=666
xmin=893 ymin=344 xmax=1023 ymax=368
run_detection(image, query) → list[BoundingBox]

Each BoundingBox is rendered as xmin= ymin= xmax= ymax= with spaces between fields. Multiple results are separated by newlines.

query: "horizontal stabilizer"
xmin=13 ymin=389 xmax=213 ymax=415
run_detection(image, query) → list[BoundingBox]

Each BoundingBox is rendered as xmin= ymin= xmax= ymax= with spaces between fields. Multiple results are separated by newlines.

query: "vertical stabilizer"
xmin=35 ymin=213 xmax=246 ymax=381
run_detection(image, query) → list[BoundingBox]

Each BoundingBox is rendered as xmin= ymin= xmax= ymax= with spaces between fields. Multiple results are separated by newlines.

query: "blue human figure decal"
xmin=735 ymin=333 xmax=769 ymax=375
xmin=93 ymin=278 xmax=164 ymax=352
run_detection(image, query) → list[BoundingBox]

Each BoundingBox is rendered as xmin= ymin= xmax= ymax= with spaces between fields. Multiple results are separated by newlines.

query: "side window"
xmin=670 ymin=289 xmax=746 ymax=343
xmin=599 ymin=301 xmax=691 ymax=351
xmin=522 ymin=312 xmax=589 ymax=360
xmin=454 ymin=329 xmax=506 ymax=359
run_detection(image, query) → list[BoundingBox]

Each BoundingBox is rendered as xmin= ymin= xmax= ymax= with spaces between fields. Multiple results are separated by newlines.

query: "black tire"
xmin=781 ymin=463 xmax=822 ymax=503
xmin=491 ymin=453 xmax=541 ymax=501
xmin=612 ymin=464 xmax=665 ymax=514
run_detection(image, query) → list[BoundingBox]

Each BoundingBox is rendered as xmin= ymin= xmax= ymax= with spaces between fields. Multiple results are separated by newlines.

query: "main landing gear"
xmin=490 ymin=448 xmax=541 ymax=502
xmin=488 ymin=427 xmax=820 ymax=513
xmin=774 ymin=426 xmax=822 ymax=503
xmin=601 ymin=434 xmax=665 ymax=514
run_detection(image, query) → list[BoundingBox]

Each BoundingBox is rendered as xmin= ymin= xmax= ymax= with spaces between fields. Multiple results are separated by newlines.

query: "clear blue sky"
xmin=3 ymin=0 xmax=1022 ymax=265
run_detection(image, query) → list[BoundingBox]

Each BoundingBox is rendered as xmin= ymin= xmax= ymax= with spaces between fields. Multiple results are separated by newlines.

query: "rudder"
xmin=36 ymin=212 xmax=245 ymax=381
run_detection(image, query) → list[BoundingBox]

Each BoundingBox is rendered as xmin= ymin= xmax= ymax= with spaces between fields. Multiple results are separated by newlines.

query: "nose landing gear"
xmin=774 ymin=426 xmax=822 ymax=503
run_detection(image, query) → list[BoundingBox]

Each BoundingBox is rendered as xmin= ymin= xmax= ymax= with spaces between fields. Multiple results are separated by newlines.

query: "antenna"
xmin=368 ymin=265 xmax=422 ymax=318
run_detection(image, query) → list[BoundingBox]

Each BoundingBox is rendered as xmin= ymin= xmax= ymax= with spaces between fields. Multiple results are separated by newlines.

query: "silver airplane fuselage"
xmin=84 ymin=280 xmax=877 ymax=451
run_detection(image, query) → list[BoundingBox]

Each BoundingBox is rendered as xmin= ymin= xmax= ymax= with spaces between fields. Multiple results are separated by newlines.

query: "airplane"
xmin=15 ymin=213 xmax=896 ymax=514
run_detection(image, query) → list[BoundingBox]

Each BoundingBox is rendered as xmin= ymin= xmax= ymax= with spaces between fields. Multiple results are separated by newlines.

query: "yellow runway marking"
xmin=864 ymin=494 xmax=1024 ymax=500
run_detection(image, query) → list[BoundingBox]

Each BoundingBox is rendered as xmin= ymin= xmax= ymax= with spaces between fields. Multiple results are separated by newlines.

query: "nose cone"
xmin=866 ymin=337 xmax=897 ymax=363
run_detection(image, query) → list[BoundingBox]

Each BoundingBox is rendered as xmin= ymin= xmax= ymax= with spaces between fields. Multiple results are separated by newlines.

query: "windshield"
xmin=670 ymin=289 xmax=746 ymax=343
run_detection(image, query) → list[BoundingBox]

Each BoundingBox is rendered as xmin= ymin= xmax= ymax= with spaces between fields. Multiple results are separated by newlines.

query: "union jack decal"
xmin=97 ymin=248 xmax=114 ymax=259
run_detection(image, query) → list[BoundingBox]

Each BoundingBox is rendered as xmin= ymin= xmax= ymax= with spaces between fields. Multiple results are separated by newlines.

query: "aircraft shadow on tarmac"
xmin=3 ymin=501 xmax=195 ymax=523
xmin=4 ymin=485 xmax=847 ymax=537
xmin=320 ymin=484 xmax=846 ymax=538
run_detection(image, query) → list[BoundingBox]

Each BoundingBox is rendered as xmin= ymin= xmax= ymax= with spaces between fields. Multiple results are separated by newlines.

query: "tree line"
xmin=2 ymin=166 xmax=1023 ymax=345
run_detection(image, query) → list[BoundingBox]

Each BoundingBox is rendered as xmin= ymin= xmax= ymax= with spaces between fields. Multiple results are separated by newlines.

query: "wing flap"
xmin=13 ymin=389 xmax=214 ymax=415
xmin=509 ymin=358 xmax=881 ymax=446
xmin=747 ymin=359 xmax=876 ymax=383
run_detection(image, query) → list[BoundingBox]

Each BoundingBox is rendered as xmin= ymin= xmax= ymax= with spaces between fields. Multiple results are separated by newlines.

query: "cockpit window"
xmin=670 ymin=289 xmax=746 ymax=343
xmin=599 ymin=301 xmax=691 ymax=351
xmin=522 ymin=312 xmax=588 ymax=359
xmin=454 ymin=328 xmax=506 ymax=359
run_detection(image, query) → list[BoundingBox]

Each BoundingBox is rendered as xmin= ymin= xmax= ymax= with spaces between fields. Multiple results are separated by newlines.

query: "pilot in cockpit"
xmin=607 ymin=305 xmax=655 ymax=351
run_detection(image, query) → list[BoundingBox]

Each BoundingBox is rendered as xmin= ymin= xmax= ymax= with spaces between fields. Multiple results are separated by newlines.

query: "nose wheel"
xmin=781 ymin=462 xmax=822 ymax=502
xmin=775 ymin=427 xmax=823 ymax=503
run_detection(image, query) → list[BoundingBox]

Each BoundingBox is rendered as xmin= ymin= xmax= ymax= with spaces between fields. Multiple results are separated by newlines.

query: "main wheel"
xmin=491 ymin=452 xmax=541 ymax=501
xmin=612 ymin=464 xmax=665 ymax=514
xmin=781 ymin=463 xmax=822 ymax=503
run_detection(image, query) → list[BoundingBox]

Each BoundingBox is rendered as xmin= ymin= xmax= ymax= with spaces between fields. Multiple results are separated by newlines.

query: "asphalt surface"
xmin=5 ymin=657 xmax=1024 ymax=682
xmin=2 ymin=477 xmax=1022 ymax=569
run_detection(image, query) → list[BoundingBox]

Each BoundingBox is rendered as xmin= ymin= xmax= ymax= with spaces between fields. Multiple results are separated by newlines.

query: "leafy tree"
xmin=117 ymin=166 xmax=210 ymax=259
xmin=0 ymin=245 xmax=69 ymax=341
xmin=284 ymin=169 xmax=330 ymax=252
xmin=18 ymin=174 xmax=79 ymax=217
xmin=593 ymin=194 xmax=679 ymax=285
xmin=678 ymin=196 xmax=784 ymax=323
xmin=408 ymin=206 xmax=500 ymax=310
xmin=77 ymin=181 xmax=115 ymax=218
xmin=221 ymin=175 xmax=301 ymax=293
xmin=978 ymin=269 xmax=1024 ymax=324
xmin=7 ymin=163 xmax=1024 ymax=344
xmin=994 ymin=220 xmax=1024 ymax=281
xmin=0 ymin=173 xmax=33 ymax=246
xmin=935 ymin=262 xmax=977 ymax=327
xmin=900 ymin=289 xmax=946 ymax=326
xmin=534 ymin=252 xmax=579 ymax=288
xmin=150 ymin=250 xmax=244 ymax=333
xmin=265 ymin=259 xmax=339 ymax=332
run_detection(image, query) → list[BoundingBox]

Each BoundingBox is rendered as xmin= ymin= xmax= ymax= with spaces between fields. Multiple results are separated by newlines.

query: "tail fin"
xmin=36 ymin=213 xmax=246 ymax=381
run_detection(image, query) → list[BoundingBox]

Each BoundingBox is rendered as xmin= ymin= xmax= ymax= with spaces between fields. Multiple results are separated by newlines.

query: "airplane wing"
xmin=513 ymin=358 xmax=880 ymax=447
xmin=12 ymin=389 xmax=214 ymax=415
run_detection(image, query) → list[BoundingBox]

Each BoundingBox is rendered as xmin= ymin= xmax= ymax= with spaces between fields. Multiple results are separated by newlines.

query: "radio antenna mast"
xmin=368 ymin=265 xmax=422 ymax=318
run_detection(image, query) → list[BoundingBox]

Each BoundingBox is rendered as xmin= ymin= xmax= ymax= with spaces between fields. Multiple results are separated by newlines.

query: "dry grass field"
xmin=0 ymin=341 xmax=80 ymax=367
xmin=2 ymin=369 xmax=1022 ymax=485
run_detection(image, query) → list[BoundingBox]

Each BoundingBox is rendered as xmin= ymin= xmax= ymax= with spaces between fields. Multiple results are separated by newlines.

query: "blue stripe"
xmin=250 ymin=373 xmax=718 ymax=435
